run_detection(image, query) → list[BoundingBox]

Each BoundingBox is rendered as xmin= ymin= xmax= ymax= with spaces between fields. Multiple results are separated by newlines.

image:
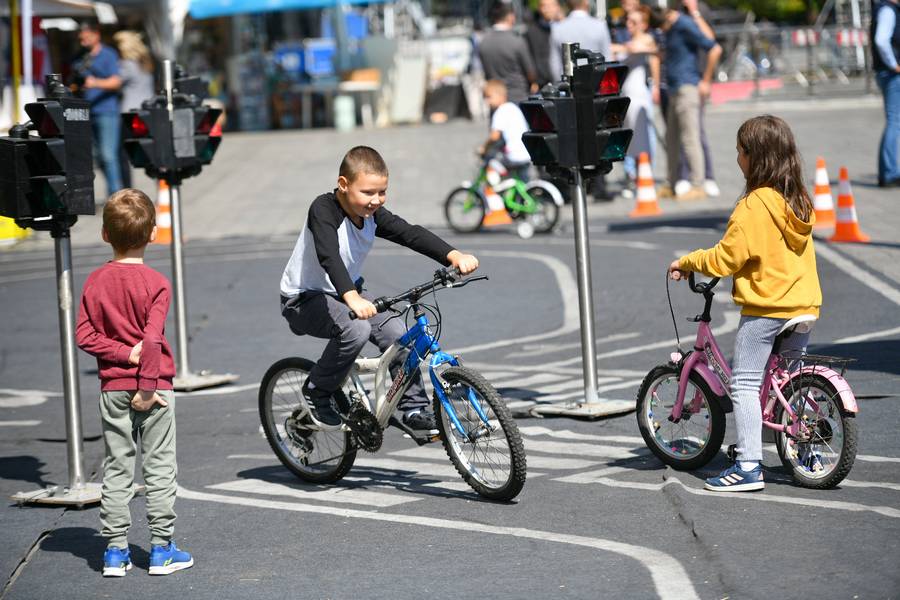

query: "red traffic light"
xmin=129 ymin=114 xmax=150 ymax=137
xmin=599 ymin=69 xmax=620 ymax=95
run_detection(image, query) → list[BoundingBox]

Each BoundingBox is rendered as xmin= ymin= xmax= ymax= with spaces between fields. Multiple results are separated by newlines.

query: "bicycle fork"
xmin=429 ymin=352 xmax=493 ymax=441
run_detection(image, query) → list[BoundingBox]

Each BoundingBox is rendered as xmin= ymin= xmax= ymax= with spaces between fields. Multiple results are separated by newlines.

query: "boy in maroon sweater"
xmin=76 ymin=189 xmax=193 ymax=577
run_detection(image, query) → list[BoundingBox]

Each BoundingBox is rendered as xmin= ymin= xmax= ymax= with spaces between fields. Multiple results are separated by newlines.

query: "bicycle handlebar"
xmin=688 ymin=272 xmax=720 ymax=294
xmin=348 ymin=267 xmax=488 ymax=320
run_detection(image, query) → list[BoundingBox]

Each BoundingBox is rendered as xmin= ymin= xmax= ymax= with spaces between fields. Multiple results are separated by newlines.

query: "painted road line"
xmin=515 ymin=332 xmax=643 ymax=358
xmin=481 ymin=372 xmax=571 ymax=388
xmin=181 ymin=383 xmax=259 ymax=397
xmin=570 ymin=475 xmax=900 ymax=520
xmin=534 ymin=378 xmax=643 ymax=402
xmin=178 ymin=486 xmax=700 ymax=600
xmin=524 ymin=440 xmax=646 ymax=460
xmin=389 ymin=446 xmax=599 ymax=470
xmin=857 ymin=455 xmax=900 ymax=464
xmin=354 ymin=457 xmax=546 ymax=480
xmin=553 ymin=467 xmax=635 ymax=483
xmin=0 ymin=420 xmax=41 ymax=426
xmin=840 ymin=480 xmax=900 ymax=492
xmin=816 ymin=243 xmax=900 ymax=307
xmin=0 ymin=389 xmax=56 ymax=408
xmin=519 ymin=426 xmax=645 ymax=446
xmin=833 ymin=325 xmax=900 ymax=344
xmin=207 ymin=478 xmax=420 ymax=507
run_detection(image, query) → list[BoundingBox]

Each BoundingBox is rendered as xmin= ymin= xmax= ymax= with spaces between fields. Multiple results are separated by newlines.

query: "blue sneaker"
xmin=148 ymin=541 xmax=194 ymax=575
xmin=102 ymin=546 xmax=132 ymax=577
xmin=704 ymin=463 xmax=765 ymax=492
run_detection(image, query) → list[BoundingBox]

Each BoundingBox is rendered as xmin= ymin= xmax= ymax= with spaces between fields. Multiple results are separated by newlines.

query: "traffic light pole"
xmin=161 ymin=60 xmax=238 ymax=392
xmin=13 ymin=217 xmax=102 ymax=506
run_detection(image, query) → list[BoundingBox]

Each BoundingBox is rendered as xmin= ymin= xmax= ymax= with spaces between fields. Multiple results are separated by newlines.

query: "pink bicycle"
xmin=636 ymin=273 xmax=859 ymax=489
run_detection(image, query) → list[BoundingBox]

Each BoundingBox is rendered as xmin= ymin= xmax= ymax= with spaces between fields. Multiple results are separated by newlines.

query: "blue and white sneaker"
xmin=704 ymin=463 xmax=765 ymax=492
xmin=102 ymin=546 xmax=132 ymax=577
xmin=148 ymin=541 xmax=194 ymax=575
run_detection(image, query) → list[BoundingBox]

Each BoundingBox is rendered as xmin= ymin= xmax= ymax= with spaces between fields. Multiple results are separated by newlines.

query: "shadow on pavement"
xmin=810 ymin=339 xmax=900 ymax=377
xmin=607 ymin=212 xmax=731 ymax=233
xmin=0 ymin=456 xmax=52 ymax=488
xmin=39 ymin=527 xmax=150 ymax=573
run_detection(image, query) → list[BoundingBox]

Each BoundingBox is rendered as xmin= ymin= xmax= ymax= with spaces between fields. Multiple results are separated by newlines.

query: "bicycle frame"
xmin=670 ymin=320 xmax=858 ymax=437
xmin=347 ymin=313 xmax=489 ymax=437
xmin=461 ymin=164 xmax=562 ymax=216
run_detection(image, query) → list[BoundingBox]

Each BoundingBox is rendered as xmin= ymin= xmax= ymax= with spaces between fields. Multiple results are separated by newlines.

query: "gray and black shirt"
xmin=280 ymin=192 xmax=455 ymax=298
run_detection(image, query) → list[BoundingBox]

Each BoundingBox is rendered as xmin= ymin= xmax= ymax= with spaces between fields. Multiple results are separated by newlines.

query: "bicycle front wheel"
xmin=444 ymin=187 xmax=486 ymax=233
xmin=636 ymin=364 xmax=726 ymax=470
xmin=523 ymin=182 xmax=560 ymax=233
xmin=775 ymin=373 xmax=857 ymax=489
xmin=259 ymin=357 xmax=356 ymax=484
xmin=434 ymin=366 xmax=526 ymax=501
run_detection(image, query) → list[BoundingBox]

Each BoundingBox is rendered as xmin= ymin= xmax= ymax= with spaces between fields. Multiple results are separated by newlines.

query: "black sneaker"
xmin=301 ymin=379 xmax=342 ymax=426
xmin=402 ymin=409 xmax=438 ymax=431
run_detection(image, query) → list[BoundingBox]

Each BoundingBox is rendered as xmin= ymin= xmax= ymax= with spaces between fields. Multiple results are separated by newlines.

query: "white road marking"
xmin=524 ymin=440 xmax=646 ymax=460
xmin=857 ymin=455 xmax=900 ymax=464
xmin=355 ymin=457 xmax=546 ymax=480
xmin=342 ymin=475 xmax=473 ymax=493
xmin=840 ymin=480 xmax=900 ymax=492
xmin=816 ymin=243 xmax=900 ymax=307
xmin=389 ymin=446 xmax=599 ymax=470
xmin=565 ymin=475 xmax=900 ymax=520
xmin=207 ymin=478 xmax=420 ymax=507
xmin=0 ymin=420 xmax=41 ymax=426
xmin=519 ymin=426 xmax=645 ymax=446
xmin=178 ymin=485 xmax=700 ymax=600
xmin=833 ymin=326 xmax=900 ymax=344
xmin=180 ymin=383 xmax=259 ymax=397
xmin=533 ymin=378 xmax=644 ymax=402
xmin=0 ymin=389 xmax=55 ymax=408
xmin=482 ymin=372 xmax=570 ymax=388
xmin=552 ymin=467 xmax=635 ymax=483
xmin=515 ymin=332 xmax=643 ymax=358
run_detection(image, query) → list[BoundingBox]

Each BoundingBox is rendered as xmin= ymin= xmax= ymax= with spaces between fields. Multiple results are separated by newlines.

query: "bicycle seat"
xmin=777 ymin=314 xmax=817 ymax=336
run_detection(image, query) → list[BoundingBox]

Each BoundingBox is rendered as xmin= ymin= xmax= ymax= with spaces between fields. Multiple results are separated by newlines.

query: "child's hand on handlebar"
xmin=669 ymin=259 xmax=688 ymax=281
xmin=448 ymin=250 xmax=479 ymax=275
xmin=343 ymin=290 xmax=377 ymax=320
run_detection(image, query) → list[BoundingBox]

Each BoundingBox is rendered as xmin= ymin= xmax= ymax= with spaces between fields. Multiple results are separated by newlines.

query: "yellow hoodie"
xmin=679 ymin=187 xmax=822 ymax=319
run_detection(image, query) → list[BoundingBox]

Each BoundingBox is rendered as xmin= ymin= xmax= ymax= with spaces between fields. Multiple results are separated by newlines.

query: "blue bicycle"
xmin=259 ymin=268 xmax=527 ymax=501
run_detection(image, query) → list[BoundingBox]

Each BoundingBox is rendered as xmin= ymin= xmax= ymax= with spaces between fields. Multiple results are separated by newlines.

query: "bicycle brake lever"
xmin=448 ymin=275 xmax=489 ymax=288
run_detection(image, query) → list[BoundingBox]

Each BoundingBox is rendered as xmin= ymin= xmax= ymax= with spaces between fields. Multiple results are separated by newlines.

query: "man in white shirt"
xmin=549 ymin=0 xmax=612 ymax=81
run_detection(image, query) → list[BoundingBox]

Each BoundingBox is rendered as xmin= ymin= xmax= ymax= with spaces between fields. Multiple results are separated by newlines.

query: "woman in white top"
xmin=610 ymin=7 xmax=659 ymax=189
xmin=114 ymin=31 xmax=155 ymax=188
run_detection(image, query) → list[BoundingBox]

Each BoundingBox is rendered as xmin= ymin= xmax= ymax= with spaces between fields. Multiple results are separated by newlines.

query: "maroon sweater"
xmin=75 ymin=261 xmax=175 ymax=391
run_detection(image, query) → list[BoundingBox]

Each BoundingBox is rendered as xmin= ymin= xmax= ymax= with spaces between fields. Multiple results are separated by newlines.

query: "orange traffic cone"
xmin=828 ymin=167 xmax=870 ymax=243
xmin=154 ymin=179 xmax=173 ymax=245
xmin=812 ymin=157 xmax=835 ymax=229
xmin=629 ymin=152 xmax=662 ymax=217
xmin=481 ymin=161 xmax=513 ymax=227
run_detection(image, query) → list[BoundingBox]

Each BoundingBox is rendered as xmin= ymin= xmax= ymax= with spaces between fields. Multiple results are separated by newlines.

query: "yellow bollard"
xmin=0 ymin=216 xmax=30 ymax=246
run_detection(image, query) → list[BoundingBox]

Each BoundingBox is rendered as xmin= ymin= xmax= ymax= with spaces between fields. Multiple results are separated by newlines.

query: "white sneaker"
xmin=674 ymin=179 xmax=692 ymax=197
xmin=621 ymin=188 xmax=635 ymax=199
xmin=704 ymin=179 xmax=721 ymax=197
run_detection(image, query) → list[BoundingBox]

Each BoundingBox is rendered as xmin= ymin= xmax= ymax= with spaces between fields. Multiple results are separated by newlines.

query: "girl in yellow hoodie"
xmin=668 ymin=115 xmax=822 ymax=492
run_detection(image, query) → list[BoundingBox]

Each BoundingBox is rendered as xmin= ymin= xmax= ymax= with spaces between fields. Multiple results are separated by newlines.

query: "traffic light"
xmin=571 ymin=51 xmax=633 ymax=172
xmin=122 ymin=109 xmax=168 ymax=177
xmin=192 ymin=104 xmax=222 ymax=165
xmin=0 ymin=93 xmax=95 ymax=226
xmin=520 ymin=91 xmax=578 ymax=168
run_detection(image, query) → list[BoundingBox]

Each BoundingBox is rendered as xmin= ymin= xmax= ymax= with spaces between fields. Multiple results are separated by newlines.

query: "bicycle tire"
xmin=523 ymin=182 xmax=560 ymax=233
xmin=636 ymin=364 xmax=726 ymax=471
xmin=259 ymin=357 xmax=356 ymax=484
xmin=774 ymin=373 xmax=857 ymax=489
xmin=433 ymin=366 xmax=527 ymax=501
xmin=444 ymin=187 xmax=486 ymax=233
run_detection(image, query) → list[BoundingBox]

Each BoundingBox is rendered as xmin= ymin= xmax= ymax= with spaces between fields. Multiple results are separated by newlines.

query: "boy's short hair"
xmin=339 ymin=146 xmax=389 ymax=182
xmin=483 ymin=79 xmax=508 ymax=97
xmin=103 ymin=188 xmax=155 ymax=252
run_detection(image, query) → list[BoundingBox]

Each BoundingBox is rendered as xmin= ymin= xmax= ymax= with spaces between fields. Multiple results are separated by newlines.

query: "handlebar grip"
xmin=688 ymin=272 xmax=720 ymax=293
xmin=349 ymin=296 xmax=390 ymax=320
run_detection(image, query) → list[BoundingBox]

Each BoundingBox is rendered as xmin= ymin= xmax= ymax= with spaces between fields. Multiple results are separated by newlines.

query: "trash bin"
xmin=334 ymin=94 xmax=356 ymax=132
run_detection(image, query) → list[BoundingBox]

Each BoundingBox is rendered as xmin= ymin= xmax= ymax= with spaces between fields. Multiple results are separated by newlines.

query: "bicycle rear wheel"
xmin=523 ymin=182 xmax=560 ymax=233
xmin=775 ymin=373 xmax=857 ymax=489
xmin=636 ymin=364 xmax=726 ymax=470
xmin=444 ymin=187 xmax=486 ymax=233
xmin=434 ymin=366 xmax=526 ymax=501
xmin=259 ymin=357 xmax=356 ymax=484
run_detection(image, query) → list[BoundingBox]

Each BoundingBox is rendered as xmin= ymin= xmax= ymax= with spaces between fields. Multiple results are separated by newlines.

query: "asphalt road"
xmin=1 ymin=210 xmax=899 ymax=598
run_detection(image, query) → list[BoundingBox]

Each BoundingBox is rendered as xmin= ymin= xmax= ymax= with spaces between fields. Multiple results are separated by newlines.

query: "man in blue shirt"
xmin=651 ymin=3 xmax=721 ymax=201
xmin=872 ymin=0 xmax=900 ymax=187
xmin=74 ymin=21 xmax=123 ymax=196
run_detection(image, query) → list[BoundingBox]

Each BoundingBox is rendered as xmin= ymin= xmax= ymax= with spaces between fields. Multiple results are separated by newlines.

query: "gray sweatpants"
xmin=731 ymin=316 xmax=809 ymax=462
xmin=99 ymin=389 xmax=177 ymax=548
xmin=281 ymin=290 xmax=429 ymax=412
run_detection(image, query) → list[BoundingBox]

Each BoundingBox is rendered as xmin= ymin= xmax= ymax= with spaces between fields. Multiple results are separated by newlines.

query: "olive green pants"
xmin=99 ymin=390 xmax=177 ymax=548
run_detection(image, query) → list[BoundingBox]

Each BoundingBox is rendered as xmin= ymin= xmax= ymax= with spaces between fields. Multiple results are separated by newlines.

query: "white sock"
xmin=739 ymin=461 xmax=760 ymax=472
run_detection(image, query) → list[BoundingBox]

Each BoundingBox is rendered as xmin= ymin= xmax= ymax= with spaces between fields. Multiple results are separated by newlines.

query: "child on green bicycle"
xmin=479 ymin=79 xmax=532 ymax=182
xmin=280 ymin=146 xmax=479 ymax=430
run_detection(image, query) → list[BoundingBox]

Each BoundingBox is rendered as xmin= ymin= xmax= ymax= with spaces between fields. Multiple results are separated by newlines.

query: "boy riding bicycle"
xmin=479 ymin=79 xmax=532 ymax=183
xmin=279 ymin=146 xmax=478 ymax=430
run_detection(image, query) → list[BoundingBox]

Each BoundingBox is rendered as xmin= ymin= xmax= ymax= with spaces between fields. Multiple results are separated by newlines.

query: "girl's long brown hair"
xmin=737 ymin=115 xmax=813 ymax=221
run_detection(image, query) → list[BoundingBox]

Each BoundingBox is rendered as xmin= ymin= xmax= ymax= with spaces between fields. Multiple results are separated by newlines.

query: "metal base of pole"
xmin=529 ymin=398 xmax=635 ymax=419
xmin=12 ymin=482 xmax=103 ymax=507
xmin=174 ymin=371 xmax=240 ymax=392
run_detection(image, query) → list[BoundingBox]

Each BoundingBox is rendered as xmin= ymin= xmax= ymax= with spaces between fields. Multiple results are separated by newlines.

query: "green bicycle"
xmin=444 ymin=157 xmax=562 ymax=236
